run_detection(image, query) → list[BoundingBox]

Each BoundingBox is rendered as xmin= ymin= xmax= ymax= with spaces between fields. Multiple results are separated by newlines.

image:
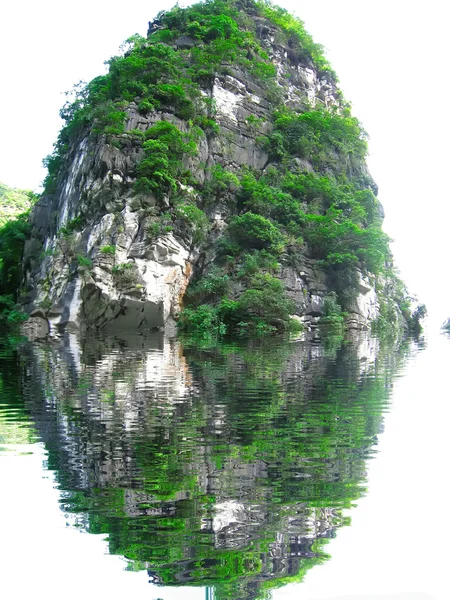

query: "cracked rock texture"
xmin=21 ymin=9 xmax=381 ymax=334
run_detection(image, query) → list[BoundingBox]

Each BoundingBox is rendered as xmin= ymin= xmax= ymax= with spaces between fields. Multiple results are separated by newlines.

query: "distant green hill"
xmin=0 ymin=183 xmax=36 ymax=326
xmin=0 ymin=182 xmax=35 ymax=226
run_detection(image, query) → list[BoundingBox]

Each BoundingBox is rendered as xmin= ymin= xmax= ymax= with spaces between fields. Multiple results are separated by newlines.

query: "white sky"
xmin=0 ymin=0 xmax=448 ymax=324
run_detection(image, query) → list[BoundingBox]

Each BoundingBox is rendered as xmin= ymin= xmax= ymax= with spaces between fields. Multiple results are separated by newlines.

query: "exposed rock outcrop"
xmin=21 ymin=1 xmax=400 ymax=335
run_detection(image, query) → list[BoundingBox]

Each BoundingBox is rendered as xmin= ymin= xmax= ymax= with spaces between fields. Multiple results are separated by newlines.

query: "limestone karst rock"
xmin=21 ymin=0 xmax=407 ymax=335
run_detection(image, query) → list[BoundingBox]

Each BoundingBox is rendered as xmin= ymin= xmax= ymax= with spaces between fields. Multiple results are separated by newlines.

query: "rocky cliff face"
xmin=21 ymin=0 xmax=404 ymax=335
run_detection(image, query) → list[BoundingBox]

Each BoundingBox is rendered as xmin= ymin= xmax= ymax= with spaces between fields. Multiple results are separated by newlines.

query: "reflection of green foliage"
xmin=320 ymin=291 xmax=345 ymax=333
xmin=7 ymin=333 xmax=413 ymax=599
xmin=0 ymin=340 xmax=39 ymax=445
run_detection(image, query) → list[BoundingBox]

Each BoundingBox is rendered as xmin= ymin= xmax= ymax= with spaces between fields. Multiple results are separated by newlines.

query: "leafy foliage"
xmin=34 ymin=0 xmax=414 ymax=335
xmin=180 ymin=273 xmax=295 ymax=337
xmin=227 ymin=212 xmax=285 ymax=252
xmin=266 ymin=108 xmax=368 ymax=172
xmin=59 ymin=215 xmax=85 ymax=237
xmin=0 ymin=206 xmax=33 ymax=327
xmin=99 ymin=245 xmax=116 ymax=254
xmin=407 ymin=304 xmax=427 ymax=335
xmin=320 ymin=291 xmax=345 ymax=332
xmin=112 ymin=263 xmax=139 ymax=288
xmin=76 ymin=254 xmax=93 ymax=269
xmin=256 ymin=0 xmax=337 ymax=78
xmin=174 ymin=202 xmax=209 ymax=243
xmin=136 ymin=122 xmax=198 ymax=196
xmin=0 ymin=183 xmax=36 ymax=226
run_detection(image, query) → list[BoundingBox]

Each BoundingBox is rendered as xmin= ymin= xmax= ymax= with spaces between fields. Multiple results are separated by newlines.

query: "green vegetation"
xmin=266 ymin=108 xmax=368 ymax=169
xmin=135 ymin=122 xmax=198 ymax=195
xmin=37 ymin=0 xmax=415 ymax=336
xmin=41 ymin=0 xmax=333 ymax=192
xmin=111 ymin=263 xmax=139 ymax=288
xmin=76 ymin=254 xmax=93 ymax=269
xmin=174 ymin=201 xmax=209 ymax=243
xmin=320 ymin=292 xmax=345 ymax=331
xmin=0 ymin=183 xmax=36 ymax=226
xmin=42 ymin=1 xmax=285 ymax=194
xmin=146 ymin=215 xmax=173 ymax=241
xmin=407 ymin=304 xmax=427 ymax=335
xmin=99 ymin=244 xmax=116 ymax=254
xmin=0 ymin=183 xmax=36 ymax=328
xmin=228 ymin=212 xmax=285 ymax=252
xmin=59 ymin=215 xmax=85 ymax=236
xmin=257 ymin=0 xmax=336 ymax=78
xmin=179 ymin=273 xmax=295 ymax=336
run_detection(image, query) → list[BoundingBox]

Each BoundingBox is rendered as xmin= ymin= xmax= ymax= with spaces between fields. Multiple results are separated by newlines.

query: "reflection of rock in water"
xmin=19 ymin=333 xmax=411 ymax=600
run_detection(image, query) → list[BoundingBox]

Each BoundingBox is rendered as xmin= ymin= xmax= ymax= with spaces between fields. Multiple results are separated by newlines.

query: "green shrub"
xmin=127 ymin=128 xmax=145 ymax=139
xmin=59 ymin=215 xmax=85 ymax=237
xmin=93 ymin=107 xmax=126 ymax=135
xmin=0 ymin=212 xmax=31 ymax=297
xmin=236 ymin=250 xmax=279 ymax=279
xmin=136 ymin=122 xmax=198 ymax=196
xmin=304 ymin=208 xmax=389 ymax=276
xmin=268 ymin=108 xmax=367 ymax=171
xmin=228 ymin=212 xmax=285 ymax=252
xmin=181 ymin=271 xmax=294 ymax=336
xmin=322 ymin=291 xmax=342 ymax=316
xmin=237 ymin=273 xmax=294 ymax=325
xmin=186 ymin=269 xmax=229 ymax=304
xmin=100 ymin=245 xmax=116 ymax=254
xmin=112 ymin=262 xmax=138 ymax=287
xmin=175 ymin=203 xmax=208 ymax=243
xmin=407 ymin=304 xmax=427 ymax=335
xmin=210 ymin=164 xmax=240 ymax=193
xmin=193 ymin=115 xmax=220 ymax=134
xmin=320 ymin=292 xmax=345 ymax=331
xmin=76 ymin=254 xmax=93 ymax=268
xmin=0 ymin=183 xmax=35 ymax=226
xmin=146 ymin=216 xmax=173 ymax=242
xmin=371 ymin=297 xmax=402 ymax=336
xmin=178 ymin=304 xmax=224 ymax=337
xmin=0 ymin=294 xmax=28 ymax=327
xmin=138 ymin=99 xmax=155 ymax=114
xmin=245 ymin=114 xmax=266 ymax=131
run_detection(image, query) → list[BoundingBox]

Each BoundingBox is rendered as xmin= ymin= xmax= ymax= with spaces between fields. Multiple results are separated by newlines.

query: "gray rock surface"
xmin=21 ymin=15 xmax=381 ymax=334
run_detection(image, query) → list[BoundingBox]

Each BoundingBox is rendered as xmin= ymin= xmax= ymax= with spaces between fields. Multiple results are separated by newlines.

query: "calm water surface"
xmin=0 ymin=331 xmax=445 ymax=600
